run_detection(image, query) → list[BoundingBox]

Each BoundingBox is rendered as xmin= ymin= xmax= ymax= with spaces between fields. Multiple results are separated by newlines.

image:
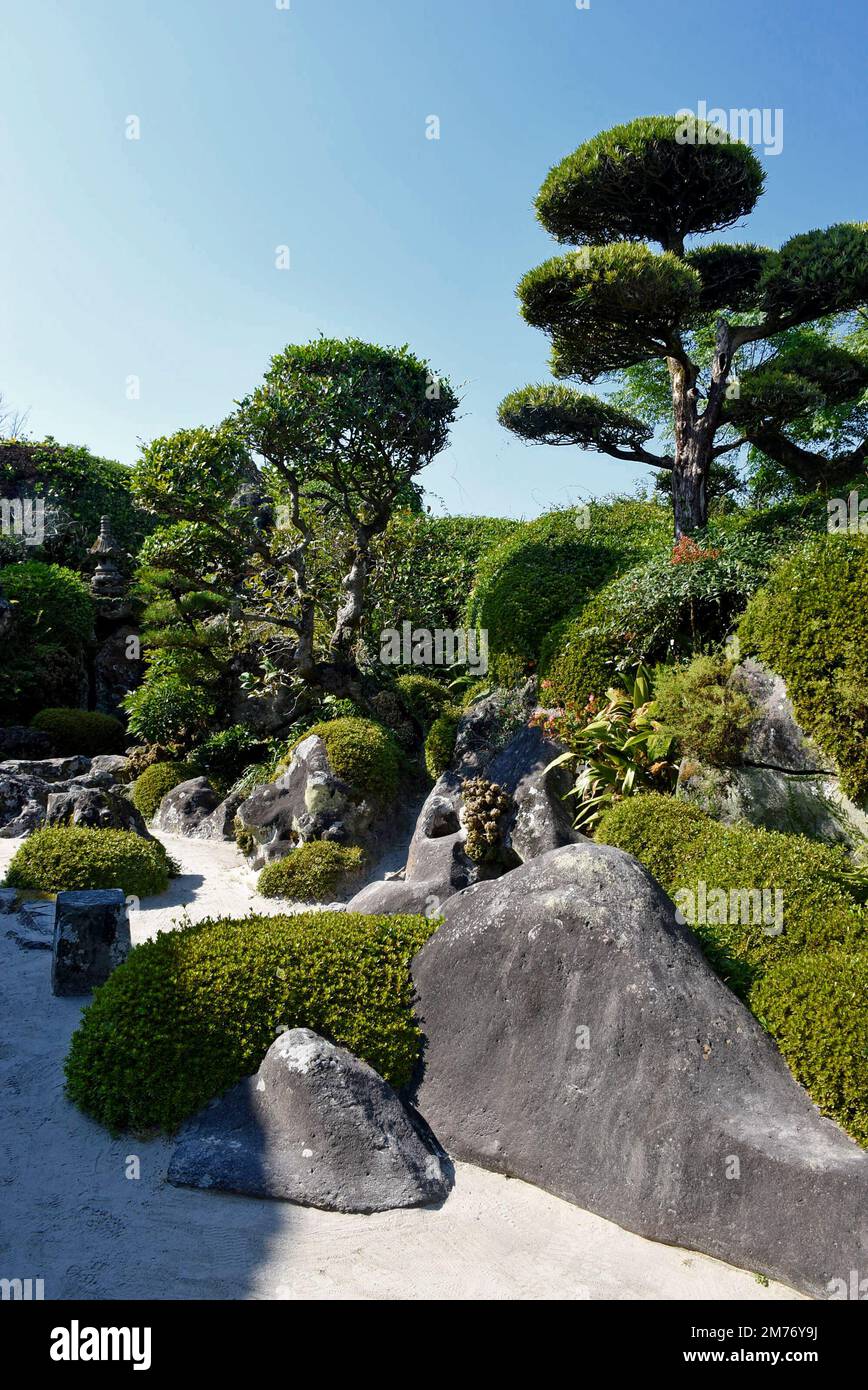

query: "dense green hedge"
xmin=64 ymin=910 xmax=436 ymax=1132
xmin=257 ymin=842 xmax=366 ymax=901
xmin=467 ymin=502 xmax=670 ymax=685
xmin=131 ymin=761 xmax=191 ymax=821
xmin=4 ymin=826 xmax=172 ymax=898
xmin=31 ymin=707 xmax=126 ymax=756
xmin=284 ymin=716 xmax=402 ymax=804
xmin=540 ymin=526 xmax=771 ymax=708
xmin=739 ymin=533 xmax=868 ymax=800
xmin=751 ymin=949 xmax=868 ymax=1146
xmin=0 ymin=562 xmax=94 ymax=721
xmin=394 ymin=673 xmax=451 ymax=730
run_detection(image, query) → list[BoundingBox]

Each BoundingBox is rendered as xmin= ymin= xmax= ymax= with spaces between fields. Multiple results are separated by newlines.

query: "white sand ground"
xmin=0 ymin=833 xmax=803 ymax=1300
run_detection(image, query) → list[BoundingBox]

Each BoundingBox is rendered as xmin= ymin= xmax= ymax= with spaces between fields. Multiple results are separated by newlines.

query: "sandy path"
xmin=0 ymin=834 xmax=802 ymax=1300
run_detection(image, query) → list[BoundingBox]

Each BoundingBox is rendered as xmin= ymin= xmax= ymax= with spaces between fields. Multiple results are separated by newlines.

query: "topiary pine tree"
xmin=499 ymin=115 xmax=868 ymax=537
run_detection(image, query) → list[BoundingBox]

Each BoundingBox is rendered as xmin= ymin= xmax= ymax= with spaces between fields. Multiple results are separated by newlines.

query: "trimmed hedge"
xmin=424 ymin=706 xmax=461 ymax=780
xmin=751 ymin=949 xmax=868 ymax=1146
xmin=0 ymin=562 xmax=94 ymax=721
xmin=394 ymin=673 xmax=450 ymax=730
xmin=31 ymin=707 xmax=126 ymax=757
xmin=284 ymin=716 xmax=401 ymax=805
xmin=257 ymin=842 xmax=366 ymax=902
xmin=131 ymin=761 xmax=191 ymax=821
xmin=739 ymin=533 xmax=868 ymax=800
xmin=4 ymin=826 xmax=172 ymax=899
xmin=64 ymin=910 xmax=436 ymax=1132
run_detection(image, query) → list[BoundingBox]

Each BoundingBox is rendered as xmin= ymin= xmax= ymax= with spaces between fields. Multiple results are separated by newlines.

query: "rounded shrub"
xmin=4 ymin=825 xmax=172 ymax=898
xmin=751 ymin=949 xmax=868 ymax=1146
xmin=284 ymin=717 xmax=401 ymax=805
xmin=597 ymin=794 xmax=867 ymax=991
xmin=64 ymin=910 xmax=436 ymax=1132
xmin=131 ymin=761 xmax=191 ymax=821
xmin=31 ymin=708 xmax=126 ymax=756
xmin=653 ymin=652 xmax=756 ymax=766
xmin=0 ymin=561 xmax=94 ymax=720
xmin=257 ymin=842 xmax=366 ymax=902
xmin=424 ymin=705 xmax=461 ymax=780
xmin=739 ymin=533 xmax=868 ymax=800
xmin=122 ymin=675 xmax=216 ymax=747
xmin=394 ymin=673 xmax=450 ymax=730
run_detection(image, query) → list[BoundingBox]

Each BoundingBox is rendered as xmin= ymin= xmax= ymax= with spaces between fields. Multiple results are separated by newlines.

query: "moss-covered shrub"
xmin=739 ymin=533 xmax=868 ymax=800
xmin=257 ymin=842 xmax=366 ymax=902
xmin=541 ymin=527 xmax=771 ymax=708
xmin=597 ymin=794 xmax=867 ymax=991
xmin=0 ymin=561 xmax=94 ymax=721
xmin=750 ymin=949 xmax=868 ymax=1146
xmin=283 ymin=717 xmax=401 ymax=805
xmin=394 ymin=673 xmax=450 ymax=730
xmin=31 ymin=707 xmax=126 ymax=756
xmin=122 ymin=675 xmax=216 ymax=747
xmin=467 ymin=500 xmax=673 ymax=685
xmin=64 ymin=910 xmax=436 ymax=1132
xmin=653 ymin=653 xmax=757 ymax=766
xmin=424 ymin=706 xmax=461 ymax=781
xmin=131 ymin=761 xmax=191 ymax=821
xmin=4 ymin=826 xmax=172 ymax=898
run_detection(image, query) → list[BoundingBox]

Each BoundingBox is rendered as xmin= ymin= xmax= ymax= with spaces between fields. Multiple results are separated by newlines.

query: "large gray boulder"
xmin=153 ymin=777 xmax=220 ymax=835
xmin=411 ymin=842 xmax=868 ymax=1299
xmin=234 ymin=734 xmax=381 ymax=870
xmin=0 ymin=772 xmax=49 ymax=837
xmin=51 ymin=889 xmax=131 ymax=995
xmin=45 ymin=786 xmax=150 ymax=837
xmin=0 ymin=755 xmax=90 ymax=781
xmin=168 ymin=1028 xmax=451 ymax=1213
xmin=678 ymin=657 xmax=868 ymax=850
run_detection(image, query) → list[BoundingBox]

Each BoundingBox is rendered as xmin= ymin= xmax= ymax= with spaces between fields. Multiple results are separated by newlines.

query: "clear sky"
xmin=1 ymin=0 xmax=865 ymax=518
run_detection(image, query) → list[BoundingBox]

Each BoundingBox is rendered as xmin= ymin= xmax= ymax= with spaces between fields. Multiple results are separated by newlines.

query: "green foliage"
xmin=759 ymin=224 xmax=868 ymax=323
xmin=31 ymin=708 xmax=126 ymax=756
xmin=597 ymin=795 xmax=867 ymax=990
xmin=122 ymin=675 xmax=216 ymax=748
xmin=64 ymin=910 xmax=436 ymax=1132
xmin=739 ymin=533 xmax=868 ymax=799
xmin=467 ymin=500 xmax=670 ymax=684
xmin=5 ymin=826 xmax=172 ymax=898
xmin=751 ymin=949 xmax=868 ymax=1146
xmin=0 ymin=562 xmax=94 ymax=720
xmin=540 ymin=664 xmax=678 ymax=832
xmin=535 ymin=115 xmax=765 ymax=248
xmin=683 ymin=244 xmax=772 ymax=313
xmin=284 ymin=717 xmax=401 ymax=805
xmin=499 ymin=384 xmax=653 ymax=451
xmin=257 ymin=842 xmax=366 ymax=902
xmin=540 ymin=524 xmax=770 ymax=706
xmin=653 ymin=653 xmax=757 ymax=766
xmin=132 ymin=424 xmax=252 ymax=521
xmin=0 ymin=559 xmax=92 ymax=644
xmin=394 ymin=674 xmax=450 ymax=730
xmin=367 ymin=511 xmax=519 ymax=642
xmin=424 ymin=706 xmax=461 ymax=780
xmin=131 ymin=762 xmax=191 ymax=821
xmin=188 ymin=725 xmax=269 ymax=796
xmin=0 ymin=437 xmax=147 ymax=568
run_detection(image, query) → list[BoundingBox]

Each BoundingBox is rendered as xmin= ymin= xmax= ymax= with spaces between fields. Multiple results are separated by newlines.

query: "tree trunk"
xmin=329 ymin=523 xmax=377 ymax=658
xmin=668 ymin=359 xmax=709 ymax=539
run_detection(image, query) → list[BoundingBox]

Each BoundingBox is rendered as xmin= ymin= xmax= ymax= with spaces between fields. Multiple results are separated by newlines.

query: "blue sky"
xmin=1 ymin=0 xmax=865 ymax=518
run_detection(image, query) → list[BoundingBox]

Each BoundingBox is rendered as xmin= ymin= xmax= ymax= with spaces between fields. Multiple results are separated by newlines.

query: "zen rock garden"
xmin=1 ymin=98 xmax=867 ymax=1304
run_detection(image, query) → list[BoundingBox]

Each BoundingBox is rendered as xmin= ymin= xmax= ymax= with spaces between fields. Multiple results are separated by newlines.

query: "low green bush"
xmin=424 ymin=705 xmax=461 ymax=780
xmin=597 ymin=795 xmax=867 ymax=991
xmin=283 ymin=717 xmax=401 ymax=805
xmin=739 ymin=533 xmax=868 ymax=800
xmin=131 ymin=761 xmax=191 ymax=820
xmin=394 ymin=674 xmax=450 ymax=730
xmin=257 ymin=842 xmax=366 ymax=901
xmin=188 ymin=725 xmax=269 ymax=795
xmin=750 ymin=949 xmax=868 ymax=1146
xmin=64 ymin=910 xmax=436 ymax=1132
xmin=653 ymin=652 xmax=756 ymax=767
xmin=122 ymin=675 xmax=216 ymax=747
xmin=4 ymin=826 xmax=172 ymax=898
xmin=31 ymin=707 xmax=126 ymax=756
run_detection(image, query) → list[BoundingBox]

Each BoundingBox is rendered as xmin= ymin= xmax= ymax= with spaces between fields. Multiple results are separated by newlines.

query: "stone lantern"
xmin=88 ymin=515 xmax=127 ymax=598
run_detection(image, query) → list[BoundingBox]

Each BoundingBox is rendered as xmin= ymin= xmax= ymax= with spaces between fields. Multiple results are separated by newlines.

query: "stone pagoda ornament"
xmin=88 ymin=515 xmax=127 ymax=598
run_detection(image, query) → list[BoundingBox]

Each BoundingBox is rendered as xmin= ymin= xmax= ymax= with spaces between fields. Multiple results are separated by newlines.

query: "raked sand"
xmin=0 ymin=832 xmax=803 ymax=1300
